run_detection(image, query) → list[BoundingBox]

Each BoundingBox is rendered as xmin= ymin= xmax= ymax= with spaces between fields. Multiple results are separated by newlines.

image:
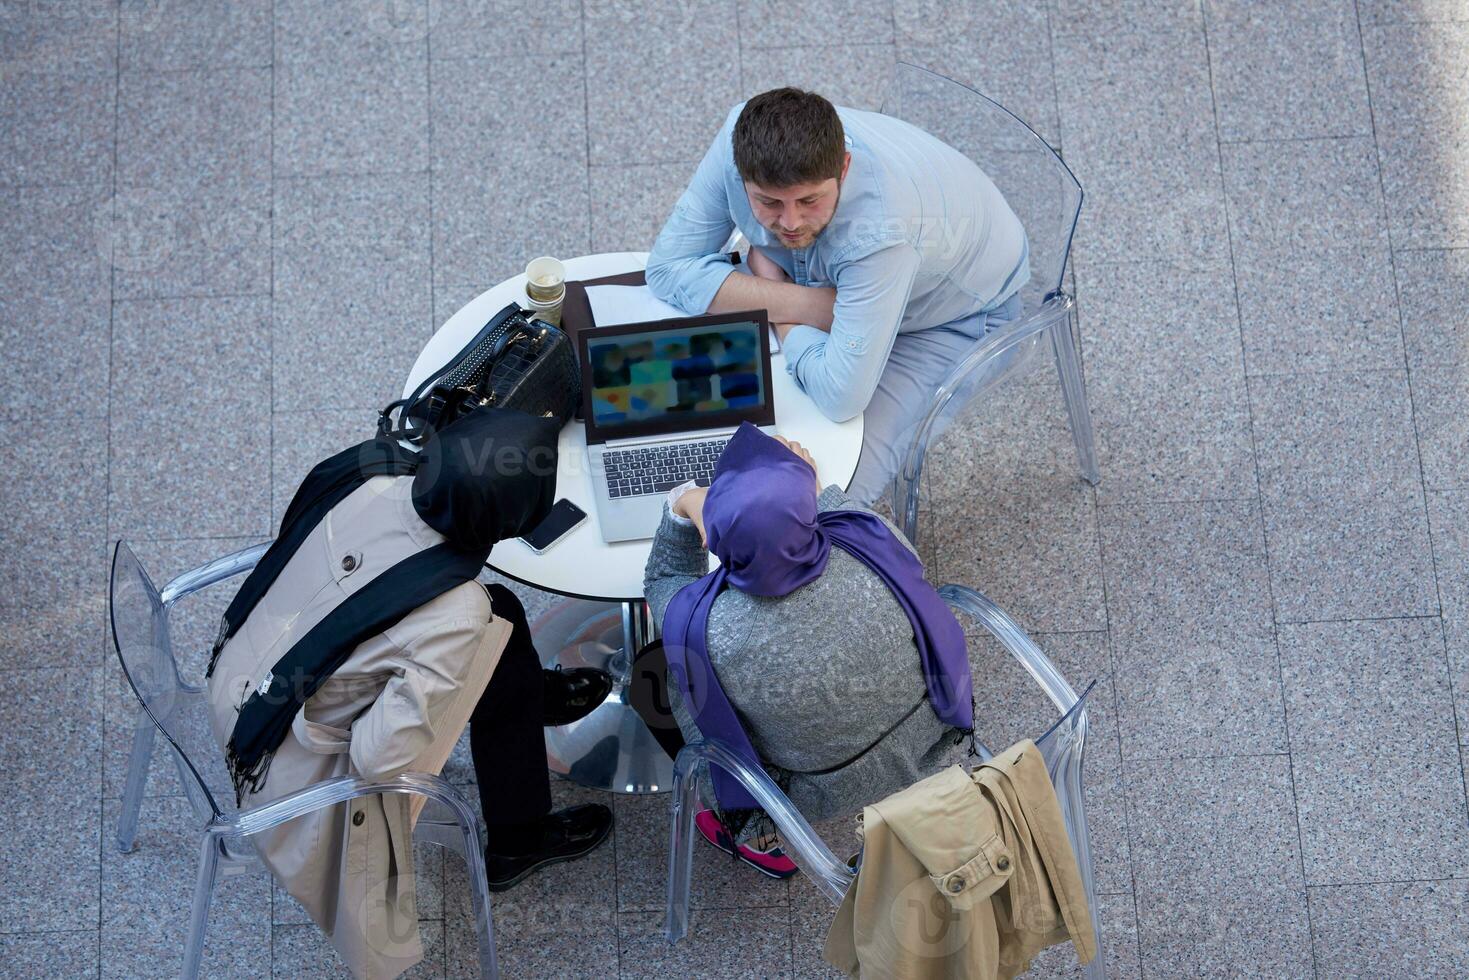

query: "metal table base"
xmin=536 ymin=599 xmax=673 ymax=794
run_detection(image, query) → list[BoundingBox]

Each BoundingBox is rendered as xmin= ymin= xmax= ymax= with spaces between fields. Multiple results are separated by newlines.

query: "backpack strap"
xmin=207 ymin=435 xmax=421 ymax=676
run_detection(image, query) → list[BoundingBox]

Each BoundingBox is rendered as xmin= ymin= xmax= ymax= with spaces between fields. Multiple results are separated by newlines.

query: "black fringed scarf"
xmin=213 ymin=408 xmax=560 ymax=801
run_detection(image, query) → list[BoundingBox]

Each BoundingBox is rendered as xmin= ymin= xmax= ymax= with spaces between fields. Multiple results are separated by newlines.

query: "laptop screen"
xmin=579 ymin=311 xmax=775 ymax=444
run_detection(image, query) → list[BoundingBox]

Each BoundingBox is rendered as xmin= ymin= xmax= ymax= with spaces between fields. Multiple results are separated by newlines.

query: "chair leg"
xmin=1059 ymin=753 xmax=1108 ymax=979
xmin=117 ymin=718 xmax=156 ymax=853
xmin=664 ymin=756 xmax=703 ymax=944
xmin=457 ymin=818 xmax=500 ymax=980
xmin=890 ymin=469 xmax=922 ymax=548
xmin=181 ymin=832 xmax=222 ymax=979
xmin=414 ymin=816 xmax=463 ymax=854
xmin=1050 ymin=311 xmax=1100 ymax=486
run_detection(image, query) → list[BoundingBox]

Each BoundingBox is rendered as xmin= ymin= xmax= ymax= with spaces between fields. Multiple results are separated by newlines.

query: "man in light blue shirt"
xmin=646 ymin=87 xmax=1030 ymax=503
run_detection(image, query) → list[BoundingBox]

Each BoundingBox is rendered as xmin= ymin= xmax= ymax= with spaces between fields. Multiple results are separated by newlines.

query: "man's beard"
xmin=767 ymin=180 xmax=843 ymax=249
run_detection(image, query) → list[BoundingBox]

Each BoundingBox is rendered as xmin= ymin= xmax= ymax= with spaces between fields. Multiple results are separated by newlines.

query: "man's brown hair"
xmin=732 ymin=88 xmax=845 ymax=188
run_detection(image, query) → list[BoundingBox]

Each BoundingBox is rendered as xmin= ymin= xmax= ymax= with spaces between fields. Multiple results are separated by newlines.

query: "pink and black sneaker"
xmin=694 ymin=809 xmax=798 ymax=879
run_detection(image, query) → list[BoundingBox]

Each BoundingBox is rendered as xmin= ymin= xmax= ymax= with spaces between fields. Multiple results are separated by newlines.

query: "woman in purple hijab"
xmin=638 ymin=423 xmax=972 ymax=879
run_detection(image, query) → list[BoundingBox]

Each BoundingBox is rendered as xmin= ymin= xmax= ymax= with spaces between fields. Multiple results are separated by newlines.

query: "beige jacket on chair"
xmin=207 ymin=475 xmax=512 ymax=980
xmin=824 ymin=740 xmax=1098 ymax=980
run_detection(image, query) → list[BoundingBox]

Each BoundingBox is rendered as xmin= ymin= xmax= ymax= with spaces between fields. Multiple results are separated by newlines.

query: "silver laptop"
xmin=578 ymin=309 xmax=776 ymax=543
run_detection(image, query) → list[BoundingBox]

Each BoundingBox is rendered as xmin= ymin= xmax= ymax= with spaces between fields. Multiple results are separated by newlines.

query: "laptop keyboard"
xmin=603 ymin=438 xmax=731 ymax=499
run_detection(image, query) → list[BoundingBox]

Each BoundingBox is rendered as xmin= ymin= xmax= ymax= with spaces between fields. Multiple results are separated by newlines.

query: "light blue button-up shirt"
xmin=645 ymin=103 xmax=1030 ymax=422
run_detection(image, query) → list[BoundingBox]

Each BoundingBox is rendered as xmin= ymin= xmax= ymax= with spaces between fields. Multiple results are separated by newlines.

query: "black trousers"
xmin=470 ymin=585 xmax=553 ymax=845
xmin=626 ymin=640 xmax=688 ymax=762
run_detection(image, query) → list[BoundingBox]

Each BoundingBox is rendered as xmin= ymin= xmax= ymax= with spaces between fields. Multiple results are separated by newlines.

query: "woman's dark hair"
xmin=732 ymin=88 xmax=845 ymax=188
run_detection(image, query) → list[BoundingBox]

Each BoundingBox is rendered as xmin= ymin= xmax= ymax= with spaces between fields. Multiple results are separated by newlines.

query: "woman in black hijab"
xmin=415 ymin=408 xmax=616 ymax=888
xmin=416 ymin=409 xmax=617 ymax=888
xmin=207 ymin=408 xmax=613 ymax=979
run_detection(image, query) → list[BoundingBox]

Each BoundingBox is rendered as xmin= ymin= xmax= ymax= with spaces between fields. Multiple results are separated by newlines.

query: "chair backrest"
xmin=109 ymin=540 xmax=226 ymax=823
xmin=679 ymin=683 xmax=1090 ymax=907
xmin=681 ymin=578 xmax=1094 ymax=888
xmin=668 ymin=585 xmax=1104 ymax=970
xmin=880 ymin=63 xmax=1083 ymax=307
xmin=679 ymin=681 xmax=1093 ymax=900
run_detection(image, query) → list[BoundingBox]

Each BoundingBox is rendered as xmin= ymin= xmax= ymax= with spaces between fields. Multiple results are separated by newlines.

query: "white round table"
xmin=405 ymin=251 xmax=864 ymax=792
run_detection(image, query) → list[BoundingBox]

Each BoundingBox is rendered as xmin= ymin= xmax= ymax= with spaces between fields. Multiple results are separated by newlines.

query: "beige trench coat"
xmin=824 ymin=740 xmax=1098 ymax=979
xmin=207 ymin=475 xmax=511 ymax=980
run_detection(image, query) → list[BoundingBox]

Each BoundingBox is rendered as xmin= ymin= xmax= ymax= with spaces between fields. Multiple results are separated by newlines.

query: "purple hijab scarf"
xmin=660 ymin=423 xmax=974 ymax=810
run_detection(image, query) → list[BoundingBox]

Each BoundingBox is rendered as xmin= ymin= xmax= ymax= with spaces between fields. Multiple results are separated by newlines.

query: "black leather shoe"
xmin=542 ymin=667 xmax=613 ymax=726
xmin=484 ymin=804 xmax=613 ymax=892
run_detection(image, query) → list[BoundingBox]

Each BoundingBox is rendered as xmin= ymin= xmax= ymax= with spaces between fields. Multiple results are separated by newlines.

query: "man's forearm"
xmin=707 ymin=268 xmax=836 ymax=328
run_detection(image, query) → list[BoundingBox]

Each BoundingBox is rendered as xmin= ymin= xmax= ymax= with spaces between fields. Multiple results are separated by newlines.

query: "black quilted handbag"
xmin=380 ymin=303 xmax=580 ymax=444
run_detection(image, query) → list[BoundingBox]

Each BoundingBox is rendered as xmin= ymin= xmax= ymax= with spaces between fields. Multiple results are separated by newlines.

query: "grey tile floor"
xmin=2 ymin=0 xmax=1467 ymax=977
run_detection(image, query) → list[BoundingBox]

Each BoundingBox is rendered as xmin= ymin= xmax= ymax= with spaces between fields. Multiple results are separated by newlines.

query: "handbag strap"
xmin=380 ymin=303 xmax=526 ymax=443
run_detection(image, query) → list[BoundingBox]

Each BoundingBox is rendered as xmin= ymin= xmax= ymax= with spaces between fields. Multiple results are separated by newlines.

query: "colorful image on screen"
xmin=587 ymin=321 xmax=764 ymax=429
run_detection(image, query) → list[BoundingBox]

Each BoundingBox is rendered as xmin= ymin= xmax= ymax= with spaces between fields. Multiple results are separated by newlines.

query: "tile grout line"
xmin=1422 ymin=506 xmax=1469 ymax=803
xmin=426 ymin=0 xmax=437 ymax=481
xmin=1040 ymin=0 xmax=1067 ymax=160
xmin=100 ymin=2 xmax=123 ymax=974
xmin=1242 ymin=363 xmax=1416 ymax=381
xmin=0 ymin=927 xmax=124 ymax=939
xmin=1045 ymin=1 xmax=1145 ymax=964
xmin=581 ymin=0 xmax=593 ymax=258
xmin=1047 ymin=0 xmax=1150 ymax=958
xmin=418 ymin=0 xmax=443 ymax=964
xmin=1217 ymin=131 xmax=1376 ymax=146
xmin=1052 ymin=122 xmax=1142 ymax=980
xmin=273 ymin=166 xmax=430 ymax=182
xmin=267 ymin=0 xmax=276 ymax=542
xmin=734 ymin=0 xmax=747 ymax=133
xmin=1275 ymin=611 xmax=1445 ymax=627
xmin=577 ymin=1 xmax=619 ymax=974
xmin=1304 ymin=873 xmax=1469 ymax=890
xmin=1092 ymin=494 xmax=1262 ymax=509
xmin=1086 ymin=479 xmax=1139 ymax=950
xmin=111 ymin=289 xmax=273 ymax=304
xmin=1349 ymin=0 xmax=1446 ymax=604
xmin=1197 ymin=4 xmax=1319 ymax=976
xmin=738 ymin=39 xmax=895 ymax=52
xmin=269 ymin=0 xmax=279 ymax=963
xmin=113 ymin=60 xmax=272 ymax=77
xmin=1351 ymin=0 xmax=1469 ymax=844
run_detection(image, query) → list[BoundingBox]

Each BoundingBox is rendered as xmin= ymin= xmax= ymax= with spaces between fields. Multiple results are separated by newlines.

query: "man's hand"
xmin=770 ymin=435 xmax=819 ymax=491
xmin=746 ymin=251 xmax=824 ymax=345
xmin=709 ymin=258 xmax=835 ymax=329
xmin=746 ymin=247 xmax=790 ymax=283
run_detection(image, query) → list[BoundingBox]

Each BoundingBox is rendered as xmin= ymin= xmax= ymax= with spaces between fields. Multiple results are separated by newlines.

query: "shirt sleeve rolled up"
xmin=783 ymin=243 xmax=922 ymax=422
xmin=645 ymin=113 xmax=741 ymax=314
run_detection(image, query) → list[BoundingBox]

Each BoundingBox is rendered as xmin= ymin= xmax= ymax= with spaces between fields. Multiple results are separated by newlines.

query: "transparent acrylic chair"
xmin=882 ymin=63 xmax=1099 ymax=546
xmin=663 ymin=584 xmax=1106 ymax=979
xmin=109 ymin=540 xmax=502 ymax=979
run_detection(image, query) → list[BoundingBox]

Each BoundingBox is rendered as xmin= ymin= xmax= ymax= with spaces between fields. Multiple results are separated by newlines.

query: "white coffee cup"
xmin=524 ymin=256 xmax=566 ymax=304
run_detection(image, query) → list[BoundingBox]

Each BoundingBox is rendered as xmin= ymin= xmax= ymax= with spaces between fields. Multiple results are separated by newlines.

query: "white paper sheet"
xmin=584 ymin=284 xmax=684 ymax=327
xmin=583 ymin=284 xmax=782 ymax=353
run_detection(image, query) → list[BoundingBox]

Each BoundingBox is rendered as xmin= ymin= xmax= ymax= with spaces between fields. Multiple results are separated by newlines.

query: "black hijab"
xmin=219 ymin=407 xmax=559 ymax=801
xmin=412 ymin=405 xmax=560 ymax=553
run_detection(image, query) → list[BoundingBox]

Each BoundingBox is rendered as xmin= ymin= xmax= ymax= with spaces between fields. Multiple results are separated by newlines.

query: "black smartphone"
xmin=520 ymin=498 xmax=588 ymax=554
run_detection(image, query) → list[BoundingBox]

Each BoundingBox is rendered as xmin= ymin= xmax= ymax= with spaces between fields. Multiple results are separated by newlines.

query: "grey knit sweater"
xmin=642 ymin=484 xmax=963 ymax=824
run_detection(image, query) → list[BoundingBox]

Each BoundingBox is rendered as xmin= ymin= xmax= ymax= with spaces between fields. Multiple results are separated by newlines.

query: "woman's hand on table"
xmin=673 ymin=486 xmax=710 ymax=546
xmin=770 ymin=435 xmax=819 ymax=491
xmin=672 ymin=486 xmax=707 ymax=521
